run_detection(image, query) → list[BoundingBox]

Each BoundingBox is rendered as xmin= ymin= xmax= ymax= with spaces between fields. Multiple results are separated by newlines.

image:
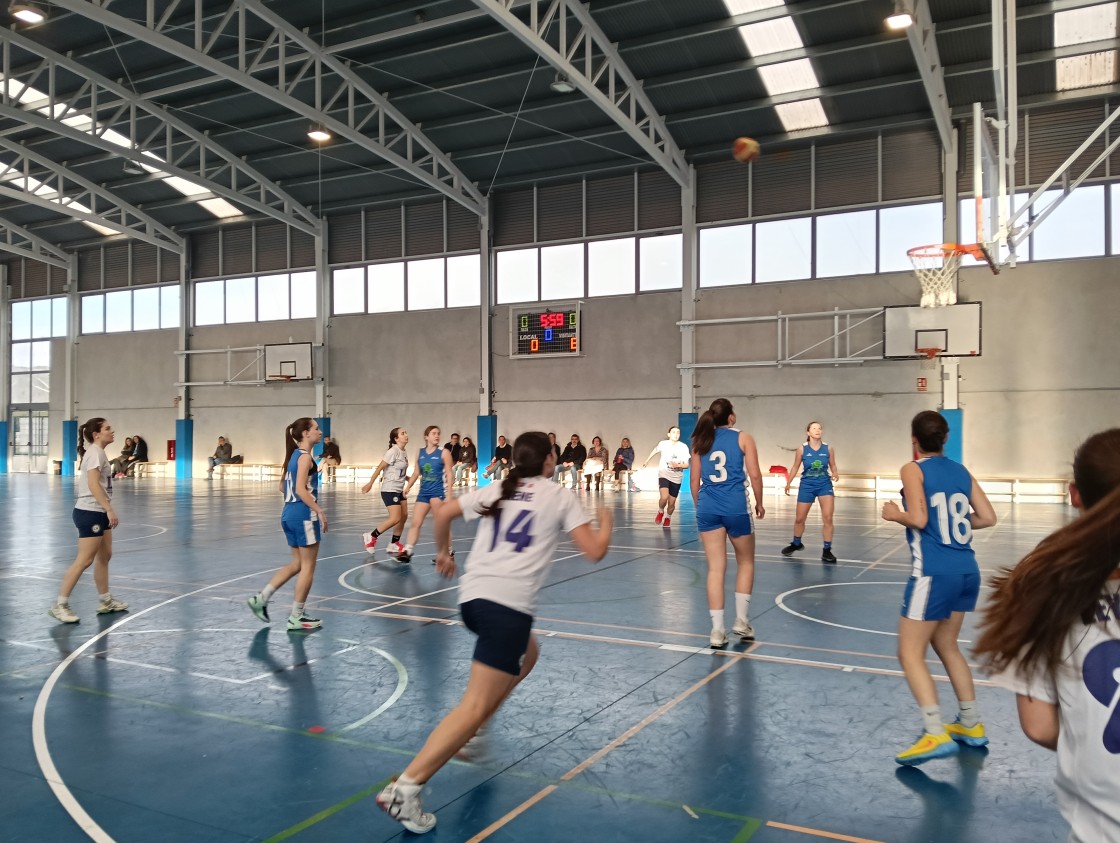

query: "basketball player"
xmin=881 ymin=410 xmax=996 ymax=766
xmin=375 ymin=432 xmax=613 ymax=833
xmin=782 ymin=421 xmax=840 ymax=563
xmin=643 ymin=426 xmax=690 ymax=527
xmin=362 ymin=427 xmax=411 ymax=557
xmin=399 ymin=425 xmax=455 ymax=564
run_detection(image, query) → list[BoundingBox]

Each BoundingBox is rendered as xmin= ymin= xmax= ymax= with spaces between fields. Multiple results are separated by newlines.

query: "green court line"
xmin=261 ymin=776 xmax=392 ymax=843
xmin=731 ymin=817 xmax=764 ymax=841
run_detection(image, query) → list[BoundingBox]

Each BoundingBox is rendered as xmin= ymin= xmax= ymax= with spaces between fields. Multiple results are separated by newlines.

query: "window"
xmin=816 ymin=211 xmax=876 ymax=278
xmin=588 ymin=237 xmax=636 ymax=296
xmin=11 ymin=301 xmax=31 ymax=341
xmin=879 ymin=203 xmax=943 ymax=272
xmin=195 ymin=280 xmax=225 ymax=325
xmin=408 ymin=258 xmax=446 ymax=310
xmin=32 ymin=299 xmax=51 ymax=338
xmin=540 ymin=243 xmax=584 ymax=301
xmin=446 ymin=254 xmax=481 ymax=307
xmin=132 ymin=287 xmax=160 ymax=331
xmin=639 ymin=234 xmax=683 ymax=291
xmin=81 ymin=295 xmax=104 ymax=334
xmin=80 ymin=285 xmax=179 ymax=333
xmin=333 ymin=267 xmax=366 ymax=314
xmin=700 ymin=224 xmax=752 ymax=287
xmin=258 ymin=274 xmax=290 ymax=321
xmin=161 ymin=286 xmax=181 ymax=329
xmin=31 ymin=340 xmax=49 ymax=369
xmin=290 ymin=272 xmax=316 ymax=319
xmin=755 ymin=217 xmax=812 ymax=282
xmin=1032 ymin=186 xmax=1105 ymax=260
xmin=225 ymin=276 xmax=256 ymax=323
xmin=368 ymin=262 xmax=405 ymax=313
xmin=105 ymin=290 xmax=132 ymax=333
xmin=10 ymin=303 xmax=60 ymax=407
xmin=11 ymin=342 xmax=30 ymax=371
xmin=958 ymin=194 xmax=1028 ymax=265
xmin=12 ymin=297 xmax=66 ymax=339
xmin=1113 ymin=185 xmax=1120 ymax=255
xmin=497 ymin=248 xmax=538 ymax=304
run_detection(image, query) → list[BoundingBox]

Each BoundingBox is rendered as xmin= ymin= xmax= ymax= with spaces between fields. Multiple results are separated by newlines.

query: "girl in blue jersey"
xmin=247 ymin=418 xmax=328 ymax=631
xmin=399 ymin=425 xmax=455 ymax=563
xmin=881 ymin=410 xmax=996 ymax=765
xmin=690 ymin=398 xmax=765 ymax=648
xmin=782 ymin=421 xmax=840 ymax=563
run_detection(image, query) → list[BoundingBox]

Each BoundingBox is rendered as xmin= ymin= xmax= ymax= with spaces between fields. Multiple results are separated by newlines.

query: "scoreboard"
xmin=510 ymin=304 xmax=581 ymax=358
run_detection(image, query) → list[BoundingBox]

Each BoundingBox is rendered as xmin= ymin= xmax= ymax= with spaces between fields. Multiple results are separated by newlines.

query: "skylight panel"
xmin=737 ymin=16 xmax=804 ymax=55
xmin=758 ymin=59 xmax=819 ymax=96
xmin=0 ymin=160 xmax=117 ymax=236
xmin=1056 ymin=51 xmax=1117 ymax=89
xmin=723 ymin=0 xmax=784 ymax=14
xmin=774 ymin=99 xmax=829 ymax=131
xmin=1054 ymin=3 xmax=1117 ymax=46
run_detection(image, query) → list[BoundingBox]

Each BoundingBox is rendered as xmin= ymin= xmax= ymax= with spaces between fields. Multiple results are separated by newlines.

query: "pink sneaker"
xmin=663 ymin=517 xmax=671 ymax=527
xmin=654 ymin=511 xmax=664 ymax=525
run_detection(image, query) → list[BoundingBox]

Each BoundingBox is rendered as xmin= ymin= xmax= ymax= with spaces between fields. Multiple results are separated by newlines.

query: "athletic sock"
xmin=958 ymin=700 xmax=980 ymax=728
xmin=734 ymin=592 xmax=751 ymax=621
xmin=921 ymin=705 xmax=944 ymax=735
xmin=56 ymin=594 xmax=70 ymax=606
xmin=391 ymin=534 xmax=401 ymax=544
xmin=404 ymin=544 xmax=414 ymax=554
xmin=823 ymin=541 xmax=832 ymax=550
xmin=261 ymin=584 xmax=277 ymax=603
xmin=709 ymin=609 xmax=724 ymax=631
xmin=658 ymin=507 xmax=665 ymax=515
xmin=99 ymin=592 xmax=111 ymax=602
xmin=371 ymin=528 xmax=381 ymax=538
xmin=791 ymin=536 xmax=803 ymax=546
xmin=395 ymin=773 xmax=421 ymax=794
xmin=291 ymin=601 xmax=305 ymax=619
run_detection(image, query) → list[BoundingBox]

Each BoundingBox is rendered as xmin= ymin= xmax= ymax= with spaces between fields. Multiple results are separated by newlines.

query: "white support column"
xmin=943 ymin=127 xmax=959 ymax=245
xmin=178 ymin=249 xmax=190 ymax=420
xmin=315 ymin=221 xmax=329 ymax=417
xmin=940 ymin=357 xmax=960 ymax=410
xmin=65 ymin=255 xmax=79 ymax=421
xmin=0 ymin=265 xmax=9 ymax=414
xmin=479 ymin=199 xmax=493 ymax=417
xmin=680 ymin=166 xmax=698 ymax=414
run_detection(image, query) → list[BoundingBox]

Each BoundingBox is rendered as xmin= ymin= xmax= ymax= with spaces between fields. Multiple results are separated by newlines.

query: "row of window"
xmin=196 ymin=272 xmax=316 ymax=325
xmin=333 ymin=255 xmax=481 ymax=314
xmin=11 ymin=297 xmax=67 ymax=341
xmin=82 ymin=285 xmax=181 ymax=334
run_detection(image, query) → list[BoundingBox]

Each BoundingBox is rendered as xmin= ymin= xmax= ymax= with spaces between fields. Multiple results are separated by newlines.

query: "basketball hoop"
xmin=907 ymin=243 xmax=994 ymax=309
xmin=916 ymin=347 xmax=941 ymax=370
xmin=267 ymin=374 xmax=295 ymax=383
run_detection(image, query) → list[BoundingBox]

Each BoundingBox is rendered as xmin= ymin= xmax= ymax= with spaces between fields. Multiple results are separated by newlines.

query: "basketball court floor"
xmin=1 ymin=474 xmax=1072 ymax=842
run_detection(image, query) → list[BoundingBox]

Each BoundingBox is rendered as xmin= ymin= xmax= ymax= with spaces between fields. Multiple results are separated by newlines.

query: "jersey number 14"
xmin=490 ymin=510 xmax=535 ymax=552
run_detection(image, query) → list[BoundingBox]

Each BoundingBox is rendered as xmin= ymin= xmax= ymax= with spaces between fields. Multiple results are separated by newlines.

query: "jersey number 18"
xmin=929 ymin=492 xmax=972 ymax=545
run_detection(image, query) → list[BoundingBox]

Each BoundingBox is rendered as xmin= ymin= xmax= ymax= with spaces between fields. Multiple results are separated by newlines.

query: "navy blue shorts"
xmin=381 ymin=491 xmax=405 ymax=508
xmin=416 ymin=489 xmax=444 ymax=505
xmin=73 ymin=508 xmax=111 ymax=539
xmin=900 ymin=572 xmax=981 ymax=621
xmin=696 ymin=511 xmax=754 ymax=537
xmin=460 ymin=598 xmax=533 ymax=676
xmin=797 ymin=478 xmax=834 ymax=504
xmin=658 ymin=477 xmax=682 ymax=497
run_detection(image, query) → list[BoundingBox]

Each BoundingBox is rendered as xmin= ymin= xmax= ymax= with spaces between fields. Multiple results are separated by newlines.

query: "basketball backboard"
xmin=883 ymin=302 xmax=982 ymax=359
xmin=264 ymin=342 xmax=313 ymax=382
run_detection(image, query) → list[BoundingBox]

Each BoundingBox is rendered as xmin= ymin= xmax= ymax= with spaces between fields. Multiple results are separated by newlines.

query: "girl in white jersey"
xmin=976 ymin=428 xmax=1120 ymax=843
xmin=362 ymin=427 xmax=411 ymax=557
xmin=643 ymin=426 xmax=690 ymax=527
xmin=376 ymin=431 xmax=613 ymax=834
xmin=48 ymin=418 xmax=129 ymax=623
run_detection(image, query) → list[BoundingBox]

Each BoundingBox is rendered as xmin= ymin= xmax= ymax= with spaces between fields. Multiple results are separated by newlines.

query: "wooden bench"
xmin=133 ymin=461 xmax=170 ymax=478
xmin=216 ymin=463 xmax=283 ymax=482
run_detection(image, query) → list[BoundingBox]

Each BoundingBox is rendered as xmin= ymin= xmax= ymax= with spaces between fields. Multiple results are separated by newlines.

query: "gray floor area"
xmin=0 ymin=473 xmax=1074 ymax=842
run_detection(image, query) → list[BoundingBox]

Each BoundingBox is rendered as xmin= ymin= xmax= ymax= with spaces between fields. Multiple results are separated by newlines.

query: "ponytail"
xmin=479 ymin=431 xmax=550 ymax=519
xmin=78 ymin=418 xmax=106 ymax=460
xmin=975 ymin=428 xmax=1120 ymax=683
xmin=691 ymin=398 xmax=734 ymax=456
xmin=284 ymin=417 xmax=315 ymax=468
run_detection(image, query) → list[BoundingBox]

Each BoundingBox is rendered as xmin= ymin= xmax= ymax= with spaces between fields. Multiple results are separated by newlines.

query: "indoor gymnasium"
xmin=1 ymin=1 xmax=1118 ymax=841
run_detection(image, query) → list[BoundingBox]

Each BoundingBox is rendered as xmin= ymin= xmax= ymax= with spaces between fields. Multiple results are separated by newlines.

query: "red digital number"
xmin=530 ymin=337 xmax=540 ymax=352
xmin=539 ymin=313 xmax=565 ymax=329
xmin=570 ymin=337 xmax=578 ymax=351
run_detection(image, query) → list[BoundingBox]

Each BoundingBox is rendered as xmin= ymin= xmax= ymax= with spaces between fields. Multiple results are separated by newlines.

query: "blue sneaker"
xmin=895 ymin=731 xmax=960 ymax=766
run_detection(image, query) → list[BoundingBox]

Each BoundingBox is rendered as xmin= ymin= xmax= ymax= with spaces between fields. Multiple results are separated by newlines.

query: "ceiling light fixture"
xmin=307 ymin=126 xmax=332 ymax=143
xmin=550 ymin=72 xmax=577 ymax=94
xmin=886 ymin=0 xmax=913 ymax=30
xmin=10 ymin=3 xmax=46 ymax=24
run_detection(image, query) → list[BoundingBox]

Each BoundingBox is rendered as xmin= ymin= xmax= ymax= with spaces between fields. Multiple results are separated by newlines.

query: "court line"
xmin=766 ymin=820 xmax=886 ymax=843
xmin=464 ymin=653 xmax=743 ymax=841
xmin=261 ymin=777 xmax=393 ymax=843
xmin=32 ymin=566 xmax=280 ymax=843
xmin=852 ymin=540 xmax=906 ymax=579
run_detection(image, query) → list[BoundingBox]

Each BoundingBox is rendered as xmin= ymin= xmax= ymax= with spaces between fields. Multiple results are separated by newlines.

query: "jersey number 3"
xmin=707 ymin=451 xmax=727 ymax=483
xmin=929 ymin=492 xmax=972 ymax=545
xmin=490 ymin=510 xmax=535 ymax=552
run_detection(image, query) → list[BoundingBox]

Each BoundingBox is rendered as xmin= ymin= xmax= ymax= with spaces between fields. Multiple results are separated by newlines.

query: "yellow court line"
xmin=766 ymin=820 xmax=887 ymax=843
xmin=465 ymin=651 xmax=747 ymax=842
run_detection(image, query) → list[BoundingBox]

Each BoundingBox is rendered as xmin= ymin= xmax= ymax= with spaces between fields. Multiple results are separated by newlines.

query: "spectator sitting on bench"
xmin=320 ymin=435 xmax=341 ymax=482
xmin=482 ymin=435 xmax=512 ymax=481
xmin=110 ymin=436 xmax=134 ymax=478
xmin=207 ymin=436 xmax=233 ymax=477
xmin=125 ymin=434 xmax=148 ymax=477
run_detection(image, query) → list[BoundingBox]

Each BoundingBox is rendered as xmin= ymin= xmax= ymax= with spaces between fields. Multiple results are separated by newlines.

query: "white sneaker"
xmin=709 ymin=628 xmax=728 ymax=648
xmin=376 ymin=779 xmax=436 ymax=834
xmin=455 ymin=729 xmax=490 ymax=763
xmin=97 ymin=594 xmax=129 ymax=614
xmin=386 ymin=542 xmax=404 ymax=557
xmin=48 ymin=603 xmax=79 ymax=623
xmin=731 ymin=617 xmax=755 ymax=641
xmin=362 ymin=532 xmax=378 ymax=554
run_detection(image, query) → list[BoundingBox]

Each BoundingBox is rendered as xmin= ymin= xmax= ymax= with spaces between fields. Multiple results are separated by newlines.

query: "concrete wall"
xmin=54 ymin=255 xmax=1119 ymax=479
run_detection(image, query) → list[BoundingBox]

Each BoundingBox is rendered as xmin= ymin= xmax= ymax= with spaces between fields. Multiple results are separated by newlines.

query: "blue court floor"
xmin=0 ymin=473 xmax=1073 ymax=842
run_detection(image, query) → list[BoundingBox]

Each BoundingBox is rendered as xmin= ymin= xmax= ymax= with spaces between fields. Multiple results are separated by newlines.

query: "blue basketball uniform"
xmin=696 ymin=427 xmax=753 ymax=537
xmin=900 ymin=455 xmax=981 ymax=621
xmin=416 ymin=446 xmax=446 ymax=504
xmin=281 ymin=448 xmax=321 ymax=547
xmin=797 ymin=441 xmax=833 ymax=503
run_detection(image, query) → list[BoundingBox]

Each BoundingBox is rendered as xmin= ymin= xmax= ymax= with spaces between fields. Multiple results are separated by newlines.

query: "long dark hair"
xmin=975 ymin=428 xmax=1120 ymax=682
xmin=284 ymin=418 xmax=315 ymax=468
xmin=692 ymin=398 xmax=734 ymax=456
xmin=912 ymin=410 xmax=948 ymax=454
xmin=78 ymin=418 xmax=107 ymax=459
xmin=388 ymin=427 xmax=402 ymax=447
xmin=479 ymin=431 xmax=551 ymax=519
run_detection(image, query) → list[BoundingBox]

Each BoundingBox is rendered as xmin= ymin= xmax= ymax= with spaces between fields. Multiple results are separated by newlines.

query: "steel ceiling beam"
xmin=904 ymin=0 xmax=954 ymax=151
xmin=48 ymin=0 xmax=485 ymax=217
xmin=0 ymin=30 xmax=320 ymax=238
xmin=468 ymin=0 xmax=690 ymax=188
xmin=0 ymin=136 xmax=183 ymax=251
xmin=0 ymin=215 xmax=70 ymax=268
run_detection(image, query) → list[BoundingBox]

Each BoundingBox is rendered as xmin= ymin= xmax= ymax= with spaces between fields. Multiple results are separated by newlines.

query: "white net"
xmin=908 ymin=245 xmax=962 ymax=308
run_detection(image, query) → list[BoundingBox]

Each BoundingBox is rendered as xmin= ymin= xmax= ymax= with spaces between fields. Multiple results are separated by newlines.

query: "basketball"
xmin=732 ymin=137 xmax=761 ymax=163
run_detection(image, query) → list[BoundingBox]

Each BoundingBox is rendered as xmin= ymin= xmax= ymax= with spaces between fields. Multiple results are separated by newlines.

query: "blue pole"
xmin=175 ymin=418 xmax=193 ymax=479
xmin=314 ymin=417 xmax=331 ymax=458
xmin=941 ymin=408 xmax=964 ymax=463
xmin=0 ymin=420 xmax=8 ymax=473
xmin=477 ymin=415 xmax=498 ymax=487
xmin=62 ymin=419 xmax=77 ymax=476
